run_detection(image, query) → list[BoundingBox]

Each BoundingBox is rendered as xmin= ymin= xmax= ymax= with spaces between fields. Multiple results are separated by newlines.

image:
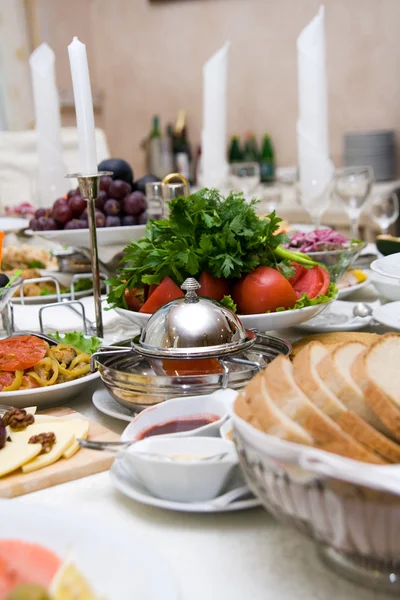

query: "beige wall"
xmin=36 ymin=0 xmax=400 ymax=178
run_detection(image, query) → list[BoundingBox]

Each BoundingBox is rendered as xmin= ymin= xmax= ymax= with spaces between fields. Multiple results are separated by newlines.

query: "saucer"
xmin=296 ymin=300 xmax=375 ymax=333
xmin=92 ymin=388 xmax=136 ymax=422
xmin=110 ymin=459 xmax=261 ymax=513
xmin=372 ymin=302 xmax=400 ymax=330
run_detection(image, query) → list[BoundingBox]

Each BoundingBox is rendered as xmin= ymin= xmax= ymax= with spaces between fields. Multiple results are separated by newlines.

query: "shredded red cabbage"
xmin=284 ymin=229 xmax=349 ymax=253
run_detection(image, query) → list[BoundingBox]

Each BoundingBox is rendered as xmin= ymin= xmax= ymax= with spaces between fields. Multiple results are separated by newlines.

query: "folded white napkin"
xmin=297 ymin=6 xmax=334 ymax=207
xmin=200 ymin=41 xmax=230 ymax=189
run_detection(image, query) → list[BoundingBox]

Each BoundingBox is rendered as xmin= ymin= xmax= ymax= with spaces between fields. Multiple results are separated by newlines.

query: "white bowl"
xmin=120 ymin=389 xmax=237 ymax=442
xmin=121 ymin=436 xmax=238 ymax=502
xmin=219 ymin=418 xmax=234 ymax=441
xmin=26 ymin=224 xmax=146 ymax=249
xmin=370 ymin=271 xmax=400 ymax=301
xmin=115 ymin=301 xmax=334 ymax=333
xmin=370 ymin=253 xmax=400 ymax=280
xmin=0 ymin=371 xmax=100 ymax=409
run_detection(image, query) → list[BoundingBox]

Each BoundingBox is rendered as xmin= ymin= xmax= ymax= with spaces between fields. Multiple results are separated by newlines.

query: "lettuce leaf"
xmin=274 ymin=282 xmax=338 ymax=312
xmin=49 ymin=331 xmax=102 ymax=355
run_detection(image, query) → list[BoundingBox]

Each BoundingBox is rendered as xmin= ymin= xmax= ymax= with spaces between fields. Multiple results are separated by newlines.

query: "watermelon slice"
xmin=0 ymin=540 xmax=61 ymax=597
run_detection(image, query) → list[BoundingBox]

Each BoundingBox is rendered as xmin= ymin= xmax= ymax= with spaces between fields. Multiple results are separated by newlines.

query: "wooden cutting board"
xmin=0 ymin=407 xmax=119 ymax=498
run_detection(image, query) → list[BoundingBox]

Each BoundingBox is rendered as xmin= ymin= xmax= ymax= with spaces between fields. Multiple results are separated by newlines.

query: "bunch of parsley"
xmin=107 ymin=189 xmax=315 ymax=309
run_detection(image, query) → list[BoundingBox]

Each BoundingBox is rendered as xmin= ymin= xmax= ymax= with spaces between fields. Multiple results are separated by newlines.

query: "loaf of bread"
xmin=234 ymin=334 xmax=400 ymax=464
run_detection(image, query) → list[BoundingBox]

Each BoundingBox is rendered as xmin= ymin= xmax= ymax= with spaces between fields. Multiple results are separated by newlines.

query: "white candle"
xmin=29 ymin=43 xmax=67 ymax=205
xmin=68 ymin=36 xmax=97 ymax=174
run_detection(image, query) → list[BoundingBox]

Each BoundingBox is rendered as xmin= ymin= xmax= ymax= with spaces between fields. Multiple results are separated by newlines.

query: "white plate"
xmin=110 ymin=458 xmax=261 ymax=513
xmin=337 ymin=276 xmax=369 ymax=299
xmin=370 ymin=271 xmax=400 ymax=301
xmin=372 ymin=302 xmax=400 ymax=330
xmin=1 ymin=500 xmax=179 ymax=599
xmin=0 ymin=216 xmax=30 ymax=232
xmin=93 ymin=388 xmax=136 ymax=422
xmin=295 ymin=300 xmax=374 ymax=333
xmin=115 ymin=300 xmax=334 ymax=332
xmin=370 ymin=253 xmax=400 ymax=280
xmin=0 ymin=371 xmax=100 ymax=409
xmin=11 ymin=288 xmax=93 ymax=305
xmin=27 ymin=224 xmax=146 ymax=248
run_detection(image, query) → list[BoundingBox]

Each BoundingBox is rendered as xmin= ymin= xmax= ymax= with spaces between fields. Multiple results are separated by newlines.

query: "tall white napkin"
xmin=201 ymin=41 xmax=230 ymax=189
xmin=297 ymin=6 xmax=333 ymax=206
xmin=29 ymin=43 xmax=68 ymax=206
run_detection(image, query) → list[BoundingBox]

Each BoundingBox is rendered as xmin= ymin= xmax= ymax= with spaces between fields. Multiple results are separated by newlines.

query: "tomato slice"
xmin=318 ymin=265 xmax=330 ymax=296
xmin=199 ymin=272 xmax=229 ymax=301
xmin=148 ymin=283 xmax=158 ymax=298
xmin=0 ymin=336 xmax=48 ymax=372
xmin=292 ymin=265 xmax=330 ymax=299
xmin=124 ymin=287 xmax=144 ymax=312
xmin=139 ymin=277 xmax=184 ymax=314
xmin=287 ymin=262 xmax=308 ymax=286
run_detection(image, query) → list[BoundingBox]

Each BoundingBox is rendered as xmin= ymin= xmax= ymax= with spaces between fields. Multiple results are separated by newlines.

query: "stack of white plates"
xmin=343 ymin=130 xmax=396 ymax=181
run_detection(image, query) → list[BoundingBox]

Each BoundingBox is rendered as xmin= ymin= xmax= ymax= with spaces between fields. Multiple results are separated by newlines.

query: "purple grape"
xmin=121 ymin=215 xmax=135 ymax=226
xmin=109 ymin=179 xmax=132 ymax=200
xmin=39 ymin=216 xmax=58 ymax=230
xmin=135 ymin=211 xmax=148 ymax=225
xmin=64 ymin=219 xmax=82 ymax=230
xmin=123 ymin=192 xmax=146 ymax=216
xmin=67 ymin=188 xmax=77 ymax=199
xmin=104 ymin=199 xmax=120 ymax=216
xmin=53 ymin=203 xmax=73 ymax=225
xmin=99 ymin=176 xmax=113 ymax=194
xmin=53 ymin=197 xmax=68 ymax=209
xmin=95 ymin=190 xmax=108 ymax=211
xmin=105 ymin=215 xmax=121 ymax=227
xmin=30 ymin=218 xmax=40 ymax=231
xmin=68 ymin=194 xmax=86 ymax=218
xmin=34 ymin=208 xmax=48 ymax=219
xmin=78 ymin=219 xmax=89 ymax=229
xmin=0 ymin=417 xmax=5 ymax=450
xmin=95 ymin=210 xmax=106 ymax=227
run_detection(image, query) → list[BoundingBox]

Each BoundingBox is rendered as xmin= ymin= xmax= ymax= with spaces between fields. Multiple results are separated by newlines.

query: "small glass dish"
xmin=306 ymin=241 xmax=366 ymax=282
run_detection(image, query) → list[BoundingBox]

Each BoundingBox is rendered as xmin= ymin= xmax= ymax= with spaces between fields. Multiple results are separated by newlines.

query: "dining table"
xmin=14 ymin=282 xmax=394 ymax=600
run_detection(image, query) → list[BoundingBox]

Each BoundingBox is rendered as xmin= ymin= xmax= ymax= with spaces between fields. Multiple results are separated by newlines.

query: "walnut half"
xmin=3 ymin=408 xmax=35 ymax=430
xmin=28 ymin=432 xmax=56 ymax=454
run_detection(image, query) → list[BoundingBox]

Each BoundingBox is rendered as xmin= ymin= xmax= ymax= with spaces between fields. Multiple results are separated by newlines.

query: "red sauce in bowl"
xmin=138 ymin=414 xmax=221 ymax=439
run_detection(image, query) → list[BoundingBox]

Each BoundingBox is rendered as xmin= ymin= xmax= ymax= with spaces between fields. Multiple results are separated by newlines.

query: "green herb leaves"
xmin=108 ymin=189 xmax=288 ymax=308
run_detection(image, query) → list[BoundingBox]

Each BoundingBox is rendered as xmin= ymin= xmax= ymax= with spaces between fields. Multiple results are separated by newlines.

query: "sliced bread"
xmin=234 ymin=371 xmax=313 ymax=445
xmin=292 ymin=341 xmax=400 ymax=464
xmin=317 ymin=341 xmax=388 ymax=433
xmin=263 ymin=355 xmax=384 ymax=464
xmin=352 ymin=333 xmax=400 ymax=441
xmin=291 ymin=332 xmax=380 ymax=360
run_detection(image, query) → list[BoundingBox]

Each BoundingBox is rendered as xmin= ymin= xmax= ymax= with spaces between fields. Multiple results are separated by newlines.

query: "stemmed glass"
xmin=370 ymin=192 xmax=399 ymax=235
xmin=296 ymin=178 xmax=333 ymax=230
xmin=333 ymin=166 xmax=374 ymax=239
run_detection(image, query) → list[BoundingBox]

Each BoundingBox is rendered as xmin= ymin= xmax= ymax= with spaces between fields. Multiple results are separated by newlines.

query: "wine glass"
xmin=229 ymin=162 xmax=260 ymax=202
xmin=370 ymin=192 xmax=399 ymax=234
xmin=333 ymin=166 xmax=374 ymax=239
xmin=296 ymin=178 xmax=332 ymax=230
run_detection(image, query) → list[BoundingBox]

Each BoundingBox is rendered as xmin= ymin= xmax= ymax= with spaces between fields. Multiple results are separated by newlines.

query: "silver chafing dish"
xmin=93 ymin=278 xmax=291 ymax=411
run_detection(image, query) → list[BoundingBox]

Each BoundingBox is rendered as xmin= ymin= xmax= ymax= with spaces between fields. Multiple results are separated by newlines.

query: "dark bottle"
xmin=260 ymin=133 xmax=275 ymax=183
xmin=242 ymin=133 xmax=259 ymax=162
xmin=173 ymin=110 xmax=192 ymax=181
xmin=228 ymin=135 xmax=242 ymax=163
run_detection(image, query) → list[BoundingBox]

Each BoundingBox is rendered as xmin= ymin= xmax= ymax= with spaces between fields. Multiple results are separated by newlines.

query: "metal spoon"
xmin=78 ymin=438 xmax=230 ymax=461
xmin=11 ymin=330 xmax=58 ymax=345
xmin=352 ymin=302 xmax=373 ymax=319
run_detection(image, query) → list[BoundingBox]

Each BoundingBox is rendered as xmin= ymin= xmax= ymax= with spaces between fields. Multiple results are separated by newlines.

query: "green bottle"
xmin=228 ymin=135 xmax=242 ymax=163
xmin=260 ymin=133 xmax=275 ymax=182
xmin=242 ymin=133 xmax=259 ymax=162
xmin=150 ymin=115 xmax=161 ymax=139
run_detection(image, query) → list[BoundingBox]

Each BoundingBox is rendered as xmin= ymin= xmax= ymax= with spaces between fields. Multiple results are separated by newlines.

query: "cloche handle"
xmin=181 ymin=278 xmax=200 ymax=303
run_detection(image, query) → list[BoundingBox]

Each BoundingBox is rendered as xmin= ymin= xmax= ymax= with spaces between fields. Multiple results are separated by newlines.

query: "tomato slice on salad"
xmin=139 ymin=277 xmax=184 ymax=314
xmin=199 ymin=272 xmax=230 ymax=301
xmin=292 ymin=265 xmax=329 ymax=299
xmin=0 ymin=336 xmax=48 ymax=372
xmin=287 ymin=262 xmax=308 ymax=286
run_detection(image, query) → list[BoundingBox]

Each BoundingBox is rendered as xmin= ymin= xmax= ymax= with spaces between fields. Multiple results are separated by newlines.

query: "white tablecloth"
xmin=15 ymin=283 xmax=393 ymax=600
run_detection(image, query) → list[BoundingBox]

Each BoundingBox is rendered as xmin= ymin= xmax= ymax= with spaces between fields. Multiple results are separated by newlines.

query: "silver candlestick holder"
xmin=66 ymin=171 xmax=112 ymax=338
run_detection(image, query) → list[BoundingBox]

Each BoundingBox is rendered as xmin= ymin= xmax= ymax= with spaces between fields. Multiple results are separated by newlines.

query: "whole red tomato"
xmin=232 ymin=266 xmax=297 ymax=314
xmin=199 ymin=272 xmax=229 ymax=301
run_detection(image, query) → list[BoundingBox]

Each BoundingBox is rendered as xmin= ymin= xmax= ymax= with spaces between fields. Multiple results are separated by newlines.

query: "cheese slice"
xmin=32 ymin=415 xmax=61 ymax=424
xmin=21 ymin=429 xmax=75 ymax=473
xmin=9 ymin=420 xmax=90 ymax=471
xmin=0 ymin=441 xmax=42 ymax=477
